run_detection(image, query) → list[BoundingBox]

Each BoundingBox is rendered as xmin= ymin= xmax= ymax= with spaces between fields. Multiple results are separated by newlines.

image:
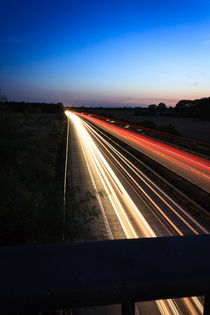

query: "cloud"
xmin=192 ymin=82 xmax=199 ymax=86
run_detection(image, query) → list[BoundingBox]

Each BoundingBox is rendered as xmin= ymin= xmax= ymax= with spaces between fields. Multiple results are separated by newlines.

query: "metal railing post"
xmin=204 ymin=295 xmax=210 ymax=315
xmin=122 ymin=301 xmax=135 ymax=315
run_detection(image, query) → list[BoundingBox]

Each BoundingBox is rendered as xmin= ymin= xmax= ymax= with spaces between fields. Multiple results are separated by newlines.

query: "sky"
xmin=0 ymin=0 xmax=210 ymax=107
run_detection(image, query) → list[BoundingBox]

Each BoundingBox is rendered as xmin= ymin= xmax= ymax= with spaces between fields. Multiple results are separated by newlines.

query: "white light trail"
xmin=84 ymin=121 xmax=208 ymax=235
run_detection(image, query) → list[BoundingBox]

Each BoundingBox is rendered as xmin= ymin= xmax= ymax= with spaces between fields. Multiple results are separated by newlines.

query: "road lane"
xmin=69 ymin=112 xmax=126 ymax=241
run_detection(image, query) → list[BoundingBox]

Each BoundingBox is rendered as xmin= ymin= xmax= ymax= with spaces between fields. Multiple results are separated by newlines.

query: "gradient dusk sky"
xmin=0 ymin=0 xmax=210 ymax=106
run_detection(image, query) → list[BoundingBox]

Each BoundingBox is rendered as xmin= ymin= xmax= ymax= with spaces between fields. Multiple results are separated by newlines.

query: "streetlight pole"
xmin=63 ymin=114 xmax=70 ymax=241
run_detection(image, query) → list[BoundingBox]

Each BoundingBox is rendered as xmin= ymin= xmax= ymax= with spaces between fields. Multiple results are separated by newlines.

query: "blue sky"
xmin=0 ymin=0 xmax=210 ymax=106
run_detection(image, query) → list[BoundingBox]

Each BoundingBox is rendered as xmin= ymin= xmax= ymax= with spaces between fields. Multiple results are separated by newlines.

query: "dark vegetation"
xmin=84 ymin=119 xmax=210 ymax=223
xmin=136 ymin=97 xmax=210 ymax=120
xmin=175 ymin=97 xmax=210 ymax=120
xmin=0 ymin=100 xmax=101 ymax=246
xmin=0 ymin=112 xmax=66 ymax=245
xmin=0 ymin=101 xmax=64 ymax=114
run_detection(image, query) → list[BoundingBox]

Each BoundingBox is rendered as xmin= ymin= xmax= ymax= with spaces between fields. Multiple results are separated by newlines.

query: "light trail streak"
xmin=84 ymin=120 xmax=208 ymax=235
xmin=79 ymin=136 xmax=114 ymax=240
xmin=85 ymin=113 xmax=210 ymax=155
xmin=94 ymin=124 xmax=209 ymax=233
xmin=85 ymin=122 xmax=184 ymax=235
xmin=77 ymin=113 xmax=210 ymax=187
xmin=67 ymin=111 xmax=154 ymax=238
xmin=66 ymin=111 xmax=204 ymax=315
xmin=182 ymin=297 xmax=200 ymax=315
xmin=82 ymin=113 xmax=210 ymax=168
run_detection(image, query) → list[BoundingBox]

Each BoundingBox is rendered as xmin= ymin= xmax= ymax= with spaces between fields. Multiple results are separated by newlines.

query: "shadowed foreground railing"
xmin=1 ymin=234 xmax=210 ymax=314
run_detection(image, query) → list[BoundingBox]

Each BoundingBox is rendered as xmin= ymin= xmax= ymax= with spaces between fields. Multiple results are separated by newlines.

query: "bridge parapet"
xmin=0 ymin=235 xmax=210 ymax=314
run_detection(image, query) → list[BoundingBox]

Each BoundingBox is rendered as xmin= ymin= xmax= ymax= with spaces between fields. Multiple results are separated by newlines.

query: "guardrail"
xmin=1 ymin=234 xmax=210 ymax=314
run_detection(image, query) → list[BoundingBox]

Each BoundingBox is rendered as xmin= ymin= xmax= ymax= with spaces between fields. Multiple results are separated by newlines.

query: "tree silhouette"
xmin=158 ymin=102 xmax=166 ymax=112
xmin=0 ymin=88 xmax=8 ymax=103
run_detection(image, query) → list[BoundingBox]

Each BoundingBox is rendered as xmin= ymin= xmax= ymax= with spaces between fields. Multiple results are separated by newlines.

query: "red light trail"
xmin=76 ymin=112 xmax=210 ymax=191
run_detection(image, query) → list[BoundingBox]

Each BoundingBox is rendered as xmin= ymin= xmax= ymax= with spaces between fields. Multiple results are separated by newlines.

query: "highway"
xmin=76 ymin=112 xmax=210 ymax=194
xmin=65 ymin=111 xmax=209 ymax=315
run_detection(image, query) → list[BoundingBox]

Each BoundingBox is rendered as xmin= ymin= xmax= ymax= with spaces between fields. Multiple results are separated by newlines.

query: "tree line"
xmin=135 ymin=97 xmax=210 ymax=120
xmin=69 ymin=96 xmax=210 ymax=120
xmin=175 ymin=97 xmax=210 ymax=120
xmin=0 ymin=101 xmax=64 ymax=113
